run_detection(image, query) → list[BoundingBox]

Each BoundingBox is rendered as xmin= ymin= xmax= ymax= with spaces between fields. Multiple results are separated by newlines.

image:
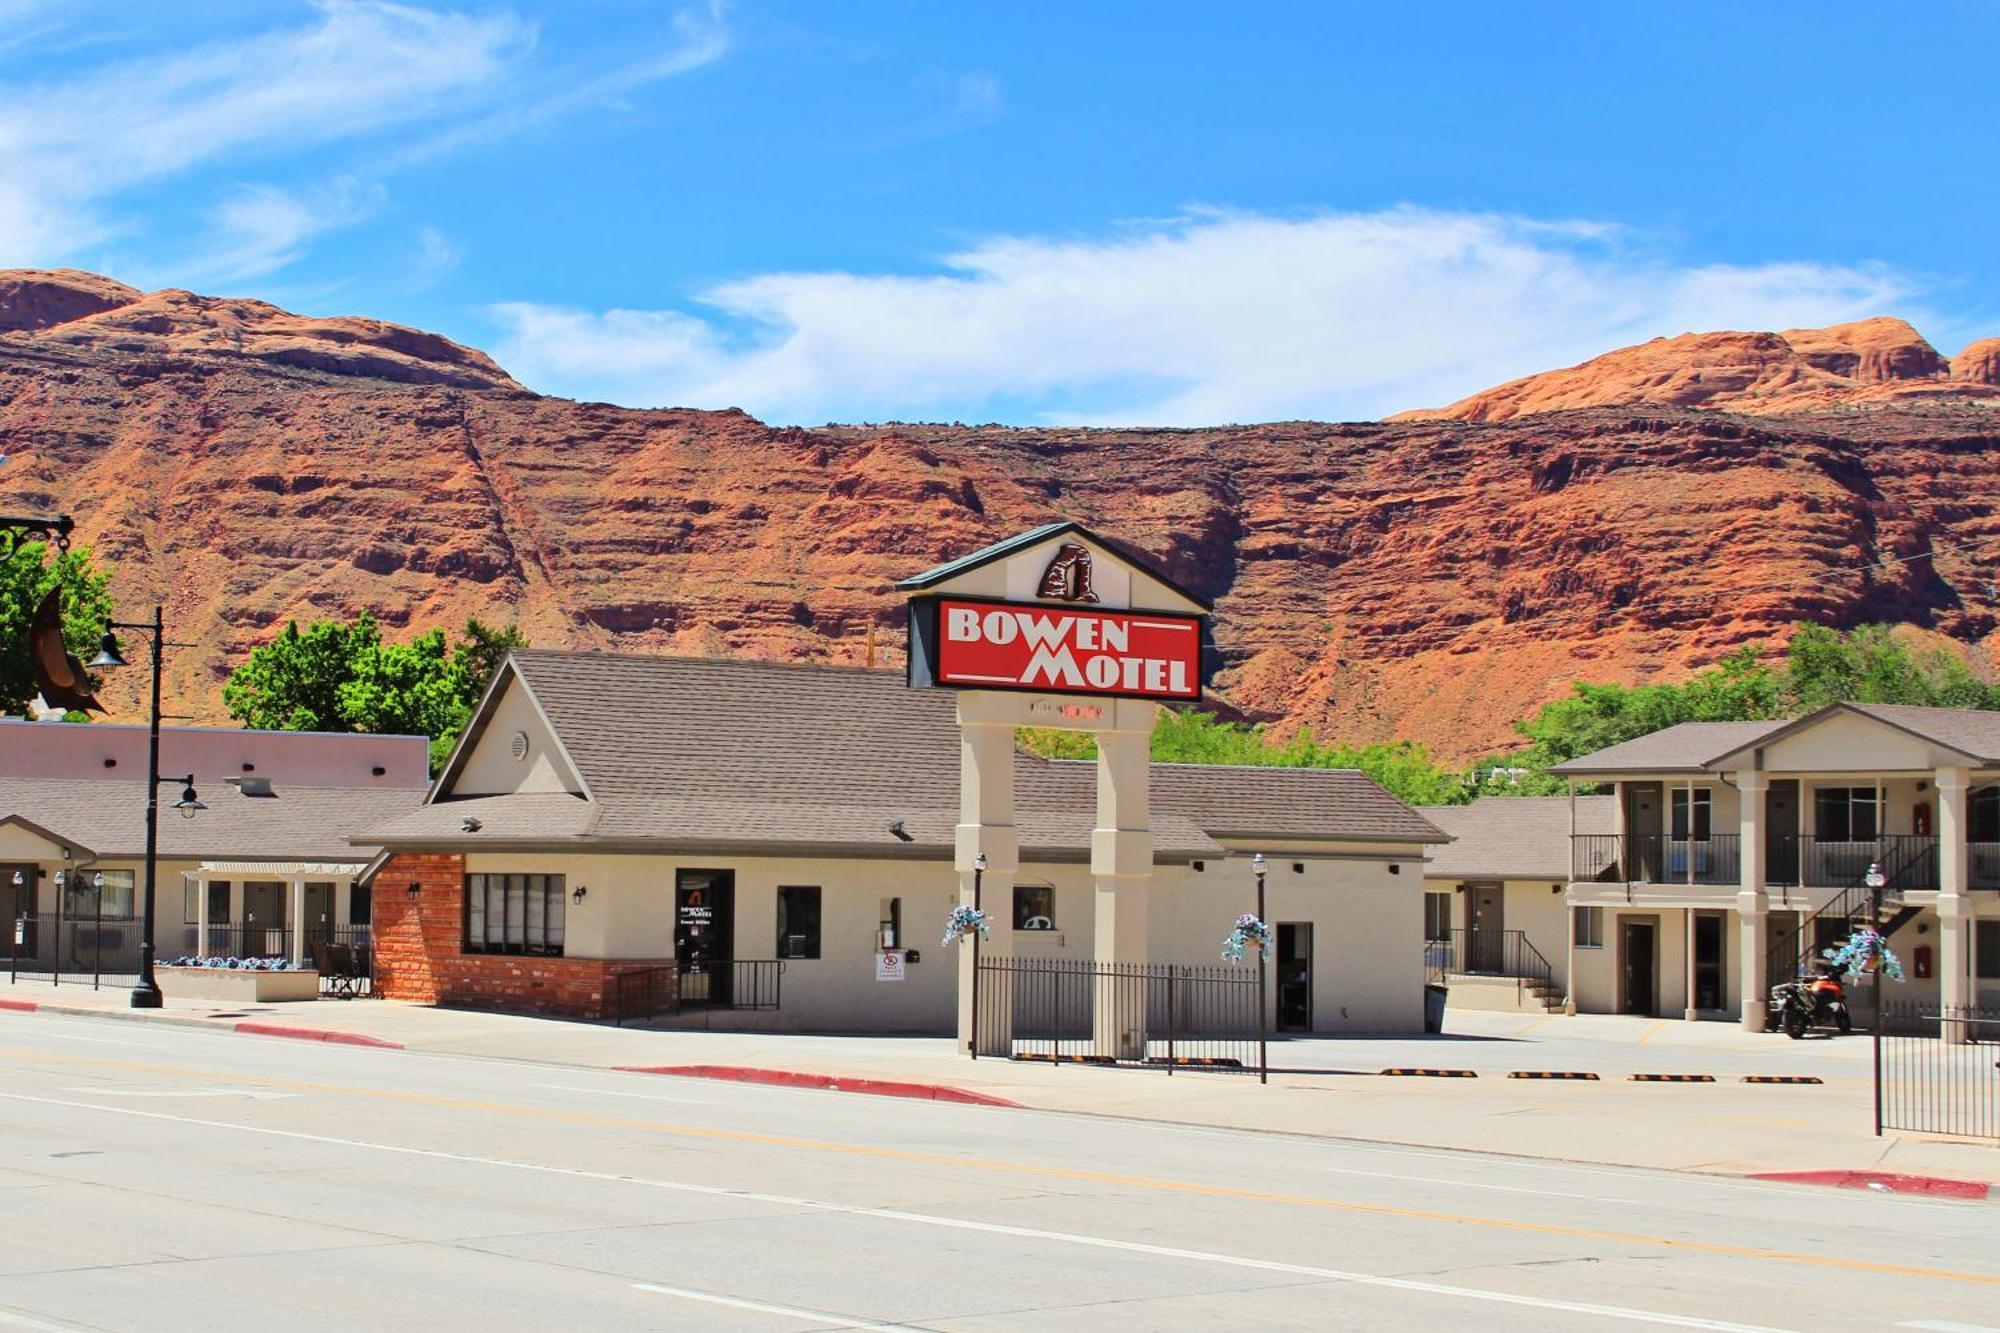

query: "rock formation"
xmin=3 ymin=269 xmax=1998 ymax=763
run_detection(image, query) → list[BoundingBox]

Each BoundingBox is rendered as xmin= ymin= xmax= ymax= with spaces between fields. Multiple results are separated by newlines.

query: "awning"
xmin=193 ymin=861 xmax=368 ymax=877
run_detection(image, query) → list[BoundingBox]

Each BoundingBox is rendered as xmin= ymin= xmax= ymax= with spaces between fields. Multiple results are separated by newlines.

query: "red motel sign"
xmin=922 ymin=597 xmax=1202 ymax=701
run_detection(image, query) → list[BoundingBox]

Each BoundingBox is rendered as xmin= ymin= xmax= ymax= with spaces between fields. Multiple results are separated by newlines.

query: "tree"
xmin=0 ymin=540 xmax=113 ymax=720
xmin=223 ymin=613 xmax=527 ymax=768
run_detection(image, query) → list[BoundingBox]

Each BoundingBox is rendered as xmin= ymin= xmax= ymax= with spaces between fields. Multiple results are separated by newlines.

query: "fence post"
xmin=1166 ymin=967 xmax=1178 ymax=1076
xmin=1872 ymin=1000 xmax=1885 ymax=1137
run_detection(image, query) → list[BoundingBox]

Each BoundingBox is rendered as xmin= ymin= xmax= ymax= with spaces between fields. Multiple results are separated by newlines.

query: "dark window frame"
xmin=776 ymin=885 xmax=822 ymax=960
xmin=1013 ymin=884 xmax=1056 ymax=931
xmin=1574 ymin=905 xmax=1605 ymax=949
xmin=1976 ymin=920 xmax=2000 ymax=980
xmin=463 ymin=873 xmax=566 ymax=957
xmin=1670 ymin=788 xmax=1712 ymax=841
xmin=1814 ymin=787 xmax=1878 ymax=842
xmin=1424 ymin=891 xmax=1451 ymax=942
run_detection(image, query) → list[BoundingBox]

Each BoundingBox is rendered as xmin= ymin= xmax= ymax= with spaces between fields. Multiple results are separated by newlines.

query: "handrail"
xmin=1426 ymin=927 xmax=1556 ymax=996
xmin=1765 ymin=837 xmax=1927 ymax=985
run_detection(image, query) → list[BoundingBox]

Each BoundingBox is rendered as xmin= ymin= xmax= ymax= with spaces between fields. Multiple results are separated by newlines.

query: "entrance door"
xmin=241 ymin=881 xmax=287 ymax=958
xmin=1626 ymin=784 xmax=1664 ymax=882
xmin=1276 ymin=923 xmax=1313 ymax=1032
xmin=1692 ymin=912 xmax=1725 ymax=1011
xmin=1467 ymin=883 xmax=1505 ymax=973
xmin=2 ymin=865 xmax=34 ymax=958
xmin=1621 ymin=919 xmax=1657 ymax=1016
xmin=675 ymin=870 xmax=735 ymax=1008
xmin=303 ymin=883 xmax=335 ymax=948
xmin=1766 ymin=780 xmax=1800 ymax=886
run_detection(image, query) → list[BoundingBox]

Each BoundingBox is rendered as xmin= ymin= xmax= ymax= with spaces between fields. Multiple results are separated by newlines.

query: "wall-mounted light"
xmin=407 ymin=882 xmax=422 ymax=900
xmin=460 ymin=816 xmax=483 ymax=833
xmin=888 ymin=818 xmax=913 ymax=843
xmin=9 ymin=870 xmax=21 ymax=886
xmin=571 ymin=885 xmax=588 ymax=904
xmin=1292 ymin=862 xmax=1304 ymax=874
xmin=371 ymin=766 xmax=386 ymax=777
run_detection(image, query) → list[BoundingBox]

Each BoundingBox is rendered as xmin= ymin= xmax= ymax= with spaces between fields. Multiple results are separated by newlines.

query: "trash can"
xmin=1423 ymin=983 xmax=1447 ymax=1034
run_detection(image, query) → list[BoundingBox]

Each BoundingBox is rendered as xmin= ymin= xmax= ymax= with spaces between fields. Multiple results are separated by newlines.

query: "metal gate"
xmin=973 ymin=956 xmax=1264 ymax=1076
xmin=6 ymin=912 xmax=142 ymax=989
xmin=1877 ymin=1003 xmax=2000 ymax=1141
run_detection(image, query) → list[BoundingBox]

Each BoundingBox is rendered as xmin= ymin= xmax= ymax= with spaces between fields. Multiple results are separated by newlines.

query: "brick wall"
xmin=371 ymin=852 xmax=663 ymax=1020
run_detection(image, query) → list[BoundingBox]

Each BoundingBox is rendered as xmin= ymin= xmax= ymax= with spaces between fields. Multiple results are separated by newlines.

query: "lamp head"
xmin=1250 ymin=852 xmax=1268 ymax=877
xmin=1864 ymin=863 xmax=1886 ymax=890
xmin=87 ymin=633 xmax=128 ymax=669
xmin=174 ymin=782 xmax=206 ymax=819
xmin=973 ymin=852 xmax=988 ymax=874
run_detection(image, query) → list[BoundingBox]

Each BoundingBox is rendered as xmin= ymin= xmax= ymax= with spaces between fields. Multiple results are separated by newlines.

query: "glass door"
xmin=675 ymin=870 xmax=735 ymax=1008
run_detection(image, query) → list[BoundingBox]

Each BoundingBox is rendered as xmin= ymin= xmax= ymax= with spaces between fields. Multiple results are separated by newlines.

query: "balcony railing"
xmin=1570 ymin=833 xmax=1741 ymax=886
xmin=1575 ymin=832 xmax=1951 ymax=891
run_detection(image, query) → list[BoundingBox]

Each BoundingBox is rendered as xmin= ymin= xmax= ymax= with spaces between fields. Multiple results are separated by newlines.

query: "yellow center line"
xmin=6 ymin=1047 xmax=1996 ymax=1289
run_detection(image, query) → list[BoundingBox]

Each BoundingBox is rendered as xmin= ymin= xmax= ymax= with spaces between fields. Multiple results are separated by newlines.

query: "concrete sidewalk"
xmin=3 ymin=979 xmax=1991 ymax=1188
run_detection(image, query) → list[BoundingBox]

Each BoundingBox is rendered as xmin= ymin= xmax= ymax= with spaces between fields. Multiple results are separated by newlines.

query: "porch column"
xmin=287 ymin=873 xmax=307 ymax=967
xmin=1685 ymin=777 xmax=1696 ymax=887
xmin=954 ymin=704 xmax=1017 ymax=1055
xmin=1684 ymin=908 xmax=1698 ymax=1021
xmin=1563 ymin=890 xmax=1578 ymax=1015
xmin=1093 ymin=699 xmax=1156 ymax=1061
xmin=194 ymin=870 xmax=211 ymax=958
xmin=1735 ymin=770 xmax=1769 ymax=1031
xmin=1935 ymin=767 xmax=1972 ymax=1038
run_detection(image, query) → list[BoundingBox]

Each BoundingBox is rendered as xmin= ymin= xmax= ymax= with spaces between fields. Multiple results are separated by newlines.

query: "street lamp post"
xmin=1864 ymin=860 xmax=1887 ymax=1135
xmin=969 ymin=852 xmax=987 ymax=1059
xmin=89 ymin=606 xmax=204 ymax=1008
xmin=1252 ymin=851 xmax=1268 ymax=1084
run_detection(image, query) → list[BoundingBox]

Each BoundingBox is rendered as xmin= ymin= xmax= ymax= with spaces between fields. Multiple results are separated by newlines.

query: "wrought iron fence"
xmin=608 ymin=960 xmax=784 ymax=1024
xmin=183 ymin=921 xmax=295 ymax=962
xmin=6 ymin=913 xmax=142 ymax=988
xmin=973 ymin=956 xmax=1264 ymax=1076
xmin=1877 ymin=1003 xmax=2000 ymax=1141
xmin=1569 ymin=833 xmax=1741 ymax=885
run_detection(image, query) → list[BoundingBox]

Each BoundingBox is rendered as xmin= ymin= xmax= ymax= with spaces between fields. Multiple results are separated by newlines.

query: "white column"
xmin=194 ymin=870 xmax=211 ymax=958
xmin=287 ymin=874 xmax=307 ymax=967
xmin=1736 ymin=770 xmax=1769 ymax=1030
xmin=954 ymin=702 xmax=1018 ymax=1055
xmin=1562 ymin=892 xmax=1578 ymax=1015
xmin=1683 ymin=908 xmax=1698 ymax=1020
xmin=1936 ymin=767 xmax=1972 ymax=1037
xmin=1093 ymin=699 xmax=1156 ymax=1060
xmin=1685 ymin=778 xmax=1697 ymax=887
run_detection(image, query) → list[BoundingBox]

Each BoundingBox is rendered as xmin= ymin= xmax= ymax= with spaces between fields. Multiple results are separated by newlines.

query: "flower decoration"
xmin=942 ymin=904 xmax=991 ymax=947
xmin=1221 ymin=913 xmax=1273 ymax=962
xmin=1822 ymin=928 xmax=1906 ymax=983
xmin=165 ymin=955 xmax=298 ymax=971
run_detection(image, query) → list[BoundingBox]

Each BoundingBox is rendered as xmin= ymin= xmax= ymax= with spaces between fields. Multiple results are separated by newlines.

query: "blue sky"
xmin=3 ymin=2 xmax=1996 ymax=425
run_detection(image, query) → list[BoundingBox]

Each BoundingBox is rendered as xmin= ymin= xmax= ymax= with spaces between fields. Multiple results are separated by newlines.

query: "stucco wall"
xmin=450 ymin=684 xmax=583 ymax=796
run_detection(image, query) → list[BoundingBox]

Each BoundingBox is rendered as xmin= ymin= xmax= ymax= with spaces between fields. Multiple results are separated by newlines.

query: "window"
xmin=184 ymin=882 xmax=199 ymax=925
xmin=463 ymin=874 xmax=565 ymax=956
xmin=1977 ymin=920 xmax=2000 ymax=981
xmin=68 ymin=869 xmax=134 ymax=920
xmin=349 ymin=883 xmax=373 ymax=926
xmin=1574 ymin=906 xmax=1604 ymax=949
xmin=1973 ymin=788 xmax=2000 ymax=844
xmin=1815 ymin=787 xmax=1878 ymax=842
xmin=1670 ymin=789 xmax=1712 ymax=841
xmin=1014 ymin=885 xmax=1056 ymax=931
xmin=777 ymin=886 xmax=821 ymax=959
xmin=1424 ymin=891 xmax=1451 ymax=942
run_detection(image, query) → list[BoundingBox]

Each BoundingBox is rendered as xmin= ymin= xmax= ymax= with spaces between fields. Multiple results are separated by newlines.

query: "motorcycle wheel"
xmin=1836 ymin=1008 xmax=1852 ymax=1035
xmin=1783 ymin=1007 xmax=1808 ymax=1039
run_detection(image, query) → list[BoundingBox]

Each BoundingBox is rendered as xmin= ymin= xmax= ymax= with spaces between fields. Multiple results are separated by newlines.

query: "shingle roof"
xmin=1548 ymin=721 xmax=1786 ymax=775
xmin=0 ymin=779 xmax=422 ymax=862
xmin=1825 ymin=703 xmax=2000 ymax=763
xmin=1419 ymin=796 xmax=1615 ymax=880
xmin=381 ymin=650 xmax=1441 ymax=858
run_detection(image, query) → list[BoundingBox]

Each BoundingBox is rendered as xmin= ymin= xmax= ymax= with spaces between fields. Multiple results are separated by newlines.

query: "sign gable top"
xmin=896 ymin=521 xmax=1210 ymax=614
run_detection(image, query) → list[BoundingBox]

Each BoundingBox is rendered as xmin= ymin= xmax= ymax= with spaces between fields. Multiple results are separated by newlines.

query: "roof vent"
xmin=510 ymin=730 xmax=530 ymax=761
xmin=227 ymin=776 xmax=276 ymax=798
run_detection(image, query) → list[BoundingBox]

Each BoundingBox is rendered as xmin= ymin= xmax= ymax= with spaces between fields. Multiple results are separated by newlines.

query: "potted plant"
xmin=941 ymin=904 xmax=991 ymax=947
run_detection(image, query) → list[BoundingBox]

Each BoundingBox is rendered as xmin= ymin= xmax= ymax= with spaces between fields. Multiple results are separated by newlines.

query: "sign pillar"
xmin=956 ymin=702 xmax=1018 ymax=1054
xmin=1093 ymin=700 xmax=1155 ymax=1059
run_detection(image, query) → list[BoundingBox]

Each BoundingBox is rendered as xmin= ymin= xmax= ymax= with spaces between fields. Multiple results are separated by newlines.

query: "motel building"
xmin=356 ymin=524 xmax=1450 ymax=1044
xmin=1500 ymin=705 xmax=2000 ymax=1028
xmin=0 ymin=720 xmax=426 ymax=982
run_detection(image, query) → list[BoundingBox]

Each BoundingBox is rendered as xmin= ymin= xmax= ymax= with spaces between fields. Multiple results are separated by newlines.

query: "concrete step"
xmin=1443 ymin=974 xmax=1566 ymax=1015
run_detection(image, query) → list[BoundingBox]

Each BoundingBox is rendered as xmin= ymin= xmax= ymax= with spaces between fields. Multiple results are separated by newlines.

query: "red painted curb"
xmin=617 ymin=1064 xmax=1023 ymax=1108
xmin=0 ymin=998 xmax=39 ymax=1012
xmin=233 ymin=1021 xmax=403 ymax=1049
xmin=1748 ymin=1170 xmax=1995 ymax=1200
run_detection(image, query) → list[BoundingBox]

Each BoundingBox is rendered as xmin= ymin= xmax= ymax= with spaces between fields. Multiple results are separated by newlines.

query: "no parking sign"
xmin=875 ymin=950 xmax=906 ymax=983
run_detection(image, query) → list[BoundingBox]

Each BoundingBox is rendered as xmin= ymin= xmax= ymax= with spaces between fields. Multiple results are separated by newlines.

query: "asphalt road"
xmin=0 ymin=1010 xmax=1994 ymax=1332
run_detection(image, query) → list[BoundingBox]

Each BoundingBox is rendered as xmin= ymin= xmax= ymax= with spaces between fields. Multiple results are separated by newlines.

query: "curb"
xmin=617 ymin=1064 xmax=1024 ymax=1108
xmin=1 ymin=999 xmax=401 ymax=1049
xmin=1748 ymin=1170 xmax=1997 ymax=1201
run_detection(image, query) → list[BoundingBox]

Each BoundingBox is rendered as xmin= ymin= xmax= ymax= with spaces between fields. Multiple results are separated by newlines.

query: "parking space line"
xmin=633 ymin=1282 xmax=917 ymax=1329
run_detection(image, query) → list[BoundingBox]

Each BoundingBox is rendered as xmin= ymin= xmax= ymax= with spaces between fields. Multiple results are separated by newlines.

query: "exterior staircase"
xmin=1426 ymin=929 xmax=1564 ymax=1014
xmin=1766 ymin=841 xmax=1928 ymax=987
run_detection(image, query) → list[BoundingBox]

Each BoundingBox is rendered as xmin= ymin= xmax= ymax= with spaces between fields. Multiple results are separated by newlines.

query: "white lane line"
xmin=1901 ymin=1322 xmax=2000 ymax=1332
xmin=60 ymin=1086 xmax=297 ymax=1101
xmin=533 ymin=1083 xmax=710 ymax=1105
xmin=0 ymin=1306 xmax=93 ymax=1331
xmin=0 ymin=1091 xmax=1794 ymax=1332
xmin=633 ymin=1282 xmax=918 ymax=1330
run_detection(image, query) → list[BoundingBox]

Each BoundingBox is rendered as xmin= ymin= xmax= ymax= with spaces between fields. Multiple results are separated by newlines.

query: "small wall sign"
xmin=875 ymin=949 xmax=906 ymax=983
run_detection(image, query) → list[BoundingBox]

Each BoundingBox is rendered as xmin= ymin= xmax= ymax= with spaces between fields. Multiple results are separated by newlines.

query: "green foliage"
xmin=0 ymin=541 xmax=113 ymax=719
xmin=1020 ymin=710 xmax=1470 ymax=807
xmin=223 ymin=613 xmax=527 ymax=768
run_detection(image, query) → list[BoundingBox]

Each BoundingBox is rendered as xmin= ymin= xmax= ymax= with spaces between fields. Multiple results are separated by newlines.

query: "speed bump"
xmin=1628 ymin=1073 xmax=1717 ymax=1083
xmin=1741 ymin=1075 xmax=1823 ymax=1085
xmin=1379 ymin=1067 xmax=1478 ymax=1078
xmin=1508 ymin=1070 xmax=1600 ymax=1080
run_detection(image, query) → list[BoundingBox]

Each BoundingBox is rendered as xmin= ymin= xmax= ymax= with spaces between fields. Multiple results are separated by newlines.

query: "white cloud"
xmin=181 ymin=178 xmax=386 ymax=282
xmin=485 ymin=207 xmax=1919 ymax=425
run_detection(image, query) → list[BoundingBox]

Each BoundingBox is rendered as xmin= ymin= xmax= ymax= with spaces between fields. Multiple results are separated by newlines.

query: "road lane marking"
xmin=0 ymin=1092 xmax=1794 ymax=1331
xmin=533 ymin=1083 xmax=711 ymax=1104
xmin=1636 ymin=1021 xmax=1669 ymax=1046
xmin=3 ymin=1054 xmax=1994 ymax=1284
xmin=633 ymin=1282 xmax=919 ymax=1330
xmin=1900 ymin=1323 xmax=2000 ymax=1332
xmin=61 ymin=1086 xmax=297 ymax=1100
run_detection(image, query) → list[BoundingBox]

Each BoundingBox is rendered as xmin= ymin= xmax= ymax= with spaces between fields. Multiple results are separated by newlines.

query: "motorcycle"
xmin=1770 ymin=965 xmax=1852 ymax=1039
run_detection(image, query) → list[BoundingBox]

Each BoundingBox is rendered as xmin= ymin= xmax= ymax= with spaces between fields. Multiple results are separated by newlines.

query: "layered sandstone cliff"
xmin=3 ymin=270 xmax=1998 ymax=763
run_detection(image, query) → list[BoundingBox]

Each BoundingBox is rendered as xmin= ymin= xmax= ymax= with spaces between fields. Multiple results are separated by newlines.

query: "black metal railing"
xmin=1426 ymin=928 xmax=1557 ymax=1003
xmin=1877 ymin=1003 xmax=2000 ymax=1141
xmin=1972 ymin=842 xmax=2000 ymax=891
xmin=6 ymin=913 xmax=142 ymax=988
xmin=1784 ymin=834 xmax=1938 ymax=892
xmin=1570 ymin=833 xmax=1741 ymax=885
xmin=608 ymin=959 xmax=784 ymax=1024
xmin=184 ymin=921 xmax=295 ymax=962
xmin=1765 ymin=835 xmax=1934 ymax=986
xmin=973 ymin=956 xmax=1264 ymax=1076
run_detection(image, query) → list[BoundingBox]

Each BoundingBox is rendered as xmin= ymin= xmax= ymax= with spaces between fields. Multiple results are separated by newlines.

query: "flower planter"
xmin=157 ymin=966 xmax=321 ymax=1003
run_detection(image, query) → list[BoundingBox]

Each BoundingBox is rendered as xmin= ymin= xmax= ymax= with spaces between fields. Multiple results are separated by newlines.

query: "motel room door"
xmin=1466 ymin=882 xmax=1504 ymax=973
xmin=1276 ymin=923 xmax=1313 ymax=1032
xmin=1620 ymin=918 xmax=1658 ymax=1016
xmin=675 ymin=870 xmax=735 ymax=1007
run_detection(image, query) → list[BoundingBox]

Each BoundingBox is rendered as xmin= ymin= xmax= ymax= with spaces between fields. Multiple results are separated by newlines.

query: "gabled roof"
xmin=1419 ymin=796 xmax=1615 ymax=880
xmin=894 ymin=520 xmax=1215 ymax=611
xmin=0 ymin=780 xmax=420 ymax=862
xmin=1712 ymin=701 xmax=2000 ymax=767
xmin=1548 ymin=720 xmax=1787 ymax=775
xmin=378 ymin=650 xmax=1440 ymax=858
xmin=0 ymin=813 xmax=95 ymax=862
